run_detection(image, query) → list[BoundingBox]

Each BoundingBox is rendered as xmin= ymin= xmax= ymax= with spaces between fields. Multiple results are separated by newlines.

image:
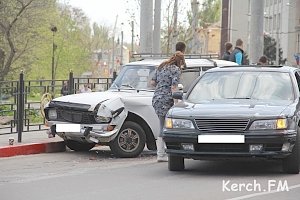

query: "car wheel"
xmin=65 ymin=140 xmax=95 ymax=151
xmin=168 ymin=155 xmax=185 ymax=171
xmin=282 ymin=133 xmax=299 ymax=174
xmin=110 ymin=121 xmax=146 ymax=158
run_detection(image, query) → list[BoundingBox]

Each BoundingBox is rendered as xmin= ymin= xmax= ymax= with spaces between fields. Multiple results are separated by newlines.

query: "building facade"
xmin=197 ymin=23 xmax=221 ymax=55
xmin=229 ymin=0 xmax=300 ymax=65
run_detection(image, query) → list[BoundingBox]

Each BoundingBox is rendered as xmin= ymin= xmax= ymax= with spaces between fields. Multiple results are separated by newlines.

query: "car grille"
xmin=46 ymin=101 xmax=96 ymax=124
xmin=56 ymin=109 xmax=95 ymax=124
xmin=194 ymin=144 xmax=282 ymax=152
xmin=46 ymin=109 xmax=96 ymax=124
xmin=167 ymin=143 xmax=283 ymax=153
xmin=194 ymin=118 xmax=250 ymax=132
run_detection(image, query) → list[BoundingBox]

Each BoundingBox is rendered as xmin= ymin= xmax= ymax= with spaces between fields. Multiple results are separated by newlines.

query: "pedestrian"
xmin=221 ymin=42 xmax=233 ymax=61
xmin=79 ymin=84 xmax=92 ymax=93
xmin=229 ymin=38 xmax=245 ymax=65
xmin=151 ymin=42 xmax=186 ymax=162
xmin=61 ymin=81 xmax=69 ymax=96
xmin=257 ymin=55 xmax=268 ymax=65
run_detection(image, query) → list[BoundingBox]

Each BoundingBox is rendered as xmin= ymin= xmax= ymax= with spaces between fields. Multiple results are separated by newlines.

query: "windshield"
xmin=110 ymin=65 xmax=156 ymax=90
xmin=188 ymin=71 xmax=295 ymax=103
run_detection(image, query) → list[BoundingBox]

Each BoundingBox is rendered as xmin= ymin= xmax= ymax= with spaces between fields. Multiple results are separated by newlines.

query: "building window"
xmin=265 ymin=19 xmax=268 ymax=32
xmin=266 ymin=0 xmax=269 ymax=7
xmin=278 ymin=13 xmax=281 ymax=30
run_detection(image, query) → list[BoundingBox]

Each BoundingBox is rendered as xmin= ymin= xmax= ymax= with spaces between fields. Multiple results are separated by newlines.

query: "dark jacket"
xmin=222 ymin=51 xmax=231 ymax=61
xmin=229 ymin=47 xmax=245 ymax=65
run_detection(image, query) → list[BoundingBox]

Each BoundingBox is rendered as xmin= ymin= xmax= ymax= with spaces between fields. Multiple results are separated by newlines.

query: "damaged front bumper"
xmin=48 ymin=121 xmax=119 ymax=143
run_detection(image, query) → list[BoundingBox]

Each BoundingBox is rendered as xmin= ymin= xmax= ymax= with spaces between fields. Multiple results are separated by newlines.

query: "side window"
xmin=295 ymin=71 xmax=300 ymax=92
xmin=180 ymin=72 xmax=199 ymax=93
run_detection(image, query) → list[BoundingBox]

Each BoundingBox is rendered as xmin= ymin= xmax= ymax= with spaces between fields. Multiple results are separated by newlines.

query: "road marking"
xmin=226 ymin=183 xmax=300 ymax=200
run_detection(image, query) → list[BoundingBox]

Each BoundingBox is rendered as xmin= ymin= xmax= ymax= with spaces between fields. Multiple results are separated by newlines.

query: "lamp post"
xmin=120 ymin=22 xmax=124 ymax=67
xmin=50 ymin=26 xmax=57 ymax=93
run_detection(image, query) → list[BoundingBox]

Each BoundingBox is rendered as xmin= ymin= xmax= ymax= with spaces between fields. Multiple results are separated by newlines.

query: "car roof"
xmin=206 ymin=65 xmax=298 ymax=73
xmin=126 ymin=58 xmax=238 ymax=68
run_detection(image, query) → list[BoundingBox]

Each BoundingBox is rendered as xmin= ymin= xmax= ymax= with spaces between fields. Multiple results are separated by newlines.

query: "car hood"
xmin=169 ymin=99 xmax=295 ymax=118
xmin=50 ymin=90 xmax=153 ymax=110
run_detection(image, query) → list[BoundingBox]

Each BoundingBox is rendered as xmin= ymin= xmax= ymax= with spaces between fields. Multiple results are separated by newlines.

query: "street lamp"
xmin=50 ymin=26 xmax=57 ymax=94
xmin=120 ymin=22 xmax=124 ymax=67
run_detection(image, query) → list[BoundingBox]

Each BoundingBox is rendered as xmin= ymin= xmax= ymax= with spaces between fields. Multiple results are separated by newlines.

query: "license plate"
xmin=56 ymin=124 xmax=81 ymax=132
xmin=198 ymin=135 xmax=245 ymax=143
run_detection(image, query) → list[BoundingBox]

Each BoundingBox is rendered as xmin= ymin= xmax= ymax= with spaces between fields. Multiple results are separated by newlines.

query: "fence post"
xmin=68 ymin=70 xmax=74 ymax=94
xmin=17 ymin=71 xmax=25 ymax=143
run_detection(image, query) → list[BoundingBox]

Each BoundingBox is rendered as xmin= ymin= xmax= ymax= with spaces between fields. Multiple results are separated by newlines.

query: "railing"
xmin=131 ymin=53 xmax=220 ymax=60
xmin=0 ymin=71 xmax=113 ymax=140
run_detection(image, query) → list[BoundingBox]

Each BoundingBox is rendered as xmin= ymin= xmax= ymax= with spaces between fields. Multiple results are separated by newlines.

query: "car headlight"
xmin=94 ymin=115 xmax=111 ymax=123
xmin=249 ymin=119 xmax=287 ymax=130
xmin=165 ymin=118 xmax=195 ymax=129
xmin=48 ymin=109 xmax=57 ymax=120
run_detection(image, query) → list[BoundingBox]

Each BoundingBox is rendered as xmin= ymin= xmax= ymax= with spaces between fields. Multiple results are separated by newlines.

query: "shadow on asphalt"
xmin=62 ymin=146 xmax=290 ymax=176
xmin=180 ymin=159 xmax=289 ymax=177
xmin=64 ymin=146 xmax=156 ymax=160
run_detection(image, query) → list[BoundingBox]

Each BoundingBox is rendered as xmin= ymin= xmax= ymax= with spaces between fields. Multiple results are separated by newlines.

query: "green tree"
xmin=91 ymin=23 xmax=112 ymax=52
xmin=264 ymin=34 xmax=286 ymax=65
xmin=198 ymin=0 xmax=221 ymax=28
xmin=0 ymin=0 xmax=96 ymax=81
xmin=0 ymin=0 xmax=56 ymax=81
xmin=26 ymin=3 xmax=93 ymax=80
xmin=160 ymin=0 xmax=221 ymax=54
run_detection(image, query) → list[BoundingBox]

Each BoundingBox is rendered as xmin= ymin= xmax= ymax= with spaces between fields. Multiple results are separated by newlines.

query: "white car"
xmin=44 ymin=57 xmax=237 ymax=157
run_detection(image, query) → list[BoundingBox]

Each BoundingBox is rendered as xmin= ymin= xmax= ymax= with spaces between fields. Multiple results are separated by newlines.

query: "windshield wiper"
xmin=121 ymin=84 xmax=136 ymax=89
xmin=225 ymin=97 xmax=251 ymax=99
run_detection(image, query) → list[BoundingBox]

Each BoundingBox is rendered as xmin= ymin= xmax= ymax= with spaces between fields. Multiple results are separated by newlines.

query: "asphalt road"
xmin=1 ymin=148 xmax=300 ymax=200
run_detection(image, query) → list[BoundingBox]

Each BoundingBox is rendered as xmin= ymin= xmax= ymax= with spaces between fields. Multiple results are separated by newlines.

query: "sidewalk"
xmin=0 ymin=130 xmax=66 ymax=158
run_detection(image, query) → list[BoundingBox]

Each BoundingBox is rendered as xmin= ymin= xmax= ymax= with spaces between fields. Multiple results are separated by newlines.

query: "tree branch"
xmin=8 ymin=0 xmax=34 ymax=32
xmin=0 ymin=0 xmax=35 ymax=81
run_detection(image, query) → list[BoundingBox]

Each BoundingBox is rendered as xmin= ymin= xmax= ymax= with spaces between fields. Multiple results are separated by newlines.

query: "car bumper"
xmin=47 ymin=121 xmax=119 ymax=143
xmin=163 ymin=131 xmax=297 ymax=160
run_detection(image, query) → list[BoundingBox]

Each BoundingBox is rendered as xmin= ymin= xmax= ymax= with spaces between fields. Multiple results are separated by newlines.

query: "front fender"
xmin=97 ymin=97 xmax=127 ymax=130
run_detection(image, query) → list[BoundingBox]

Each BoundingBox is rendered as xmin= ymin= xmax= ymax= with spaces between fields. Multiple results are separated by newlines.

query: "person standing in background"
xmin=61 ymin=81 xmax=69 ymax=96
xmin=229 ymin=39 xmax=245 ymax=65
xmin=221 ymin=42 xmax=233 ymax=61
xmin=257 ymin=55 xmax=268 ymax=65
xmin=79 ymin=84 xmax=92 ymax=93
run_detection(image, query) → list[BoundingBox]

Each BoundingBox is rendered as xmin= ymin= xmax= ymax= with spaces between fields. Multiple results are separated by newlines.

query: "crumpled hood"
xmin=169 ymin=99 xmax=295 ymax=118
xmin=51 ymin=90 xmax=153 ymax=110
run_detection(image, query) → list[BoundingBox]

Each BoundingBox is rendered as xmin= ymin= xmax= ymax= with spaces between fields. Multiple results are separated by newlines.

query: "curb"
xmin=0 ymin=141 xmax=66 ymax=158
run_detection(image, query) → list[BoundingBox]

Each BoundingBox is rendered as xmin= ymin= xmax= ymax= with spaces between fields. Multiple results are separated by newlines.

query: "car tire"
xmin=65 ymin=140 xmax=95 ymax=151
xmin=282 ymin=133 xmax=299 ymax=174
xmin=110 ymin=121 xmax=146 ymax=158
xmin=168 ymin=155 xmax=185 ymax=171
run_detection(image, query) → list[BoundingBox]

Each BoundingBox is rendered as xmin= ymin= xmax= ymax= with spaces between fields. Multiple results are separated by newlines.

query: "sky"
xmin=60 ymin=0 xmax=140 ymax=42
xmin=62 ymin=0 xmax=133 ymax=26
xmin=61 ymin=0 xmax=191 ymax=42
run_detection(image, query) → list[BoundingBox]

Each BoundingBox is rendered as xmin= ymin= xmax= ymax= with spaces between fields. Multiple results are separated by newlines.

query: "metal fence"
xmin=0 ymin=71 xmax=113 ymax=140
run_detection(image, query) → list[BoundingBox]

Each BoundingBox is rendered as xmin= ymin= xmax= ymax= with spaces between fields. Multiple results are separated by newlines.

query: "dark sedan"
xmin=163 ymin=65 xmax=300 ymax=174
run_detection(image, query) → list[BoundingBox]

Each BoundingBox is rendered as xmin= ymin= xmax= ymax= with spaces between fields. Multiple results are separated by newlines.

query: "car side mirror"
xmin=173 ymin=92 xmax=183 ymax=100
